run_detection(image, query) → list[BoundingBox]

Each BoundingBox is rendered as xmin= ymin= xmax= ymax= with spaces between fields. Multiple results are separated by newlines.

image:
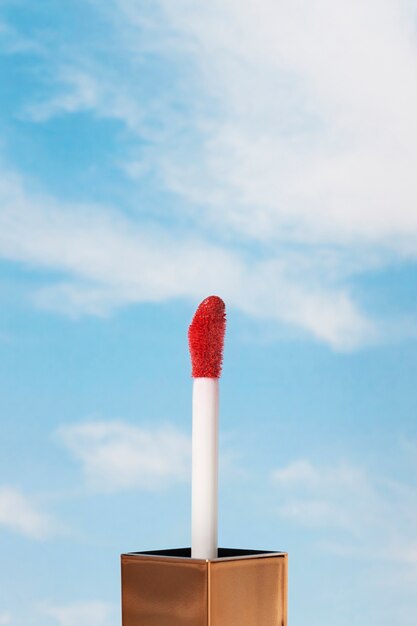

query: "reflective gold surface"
xmin=121 ymin=549 xmax=287 ymax=626
xmin=122 ymin=554 xmax=208 ymax=626
xmin=209 ymin=554 xmax=287 ymax=626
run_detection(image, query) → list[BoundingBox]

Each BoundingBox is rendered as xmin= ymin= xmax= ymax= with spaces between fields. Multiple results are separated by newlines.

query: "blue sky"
xmin=1 ymin=1 xmax=417 ymax=625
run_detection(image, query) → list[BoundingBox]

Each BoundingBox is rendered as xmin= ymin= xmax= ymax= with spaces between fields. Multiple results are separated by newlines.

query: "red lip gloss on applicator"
xmin=121 ymin=296 xmax=287 ymax=626
xmin=188 ymin=295 xmax=226 ymax=560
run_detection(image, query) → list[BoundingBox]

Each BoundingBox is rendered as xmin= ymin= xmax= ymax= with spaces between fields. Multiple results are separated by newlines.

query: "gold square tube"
xmin=121 ymin=548 xmax=287 ymax=626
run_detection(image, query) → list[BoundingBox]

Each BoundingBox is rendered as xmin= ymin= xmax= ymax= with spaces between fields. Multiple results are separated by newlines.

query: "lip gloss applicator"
xmin=188 ymin=295 xmax=226 ymax=560
xmin=121 ymin=295 xmax=287 ymax=626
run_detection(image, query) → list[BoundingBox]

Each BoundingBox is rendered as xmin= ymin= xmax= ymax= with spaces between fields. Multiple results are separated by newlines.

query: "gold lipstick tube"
xmin=121 ymin=547 xmax=287 ymax=626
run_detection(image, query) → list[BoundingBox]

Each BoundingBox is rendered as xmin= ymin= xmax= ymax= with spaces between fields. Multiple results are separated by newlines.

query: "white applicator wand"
xmin=188 ymin=295 xmax=226 ymax=560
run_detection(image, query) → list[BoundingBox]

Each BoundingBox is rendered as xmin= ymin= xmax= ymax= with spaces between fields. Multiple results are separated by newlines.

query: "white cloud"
xmin=3 ymin=1 xmax=417 ymax=349
xmin=24 ymin=68 xmax=100 ymax=122
xmin=22 ymin=64 xmax=144 ymax=133
xmin=47 ymin=0 xmax=417 ymax=254
xmin=0 ymin=20 xmax=42 ymax=55
xmin=135 ymin=0 xmax=417 ymax=252
xmin=56 ymin=420 xmax=191 ymax=491
xmin=272 ymin=459 xmax=374 ymax=531
xmin=0 ymin=486 xmax=57 ymax=540
xmin=0 ymin=612 xmax=11 ymax=625
xmin=272 ymin=459 xmax=365 ymax=491
xmin=271 ymin=458 xmax=417 ymax=563
xmin=44 ymin=601 xmax=117 ymax=626
xmin=0 ymin=169 xmax=373 ymax=349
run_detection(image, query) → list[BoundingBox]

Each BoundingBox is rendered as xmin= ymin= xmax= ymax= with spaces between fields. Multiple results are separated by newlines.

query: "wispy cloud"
xmin=21 ymin=63 xmax=144 ymax=133
xmin=122 ymin=0 xmax=417 ymax=251
xmin=0 ymin=486 xmax=58 ymax=540
xmin=0 ymin=612 xmax=11 ymax=625
xmin=43 ymin=601 xmax=117 ymax=626
xmin=56 ymin=420 xmax=191 ymax=491
xmin=0 ymin=20 xmax=43 ymax=56
xmin=271 ymin=458 xmax=417 ymax=565
xmin=0 ymin=168 xmax=373 ymax=349
xmin=271 ymin=458 xmax=417 ymax=621
xmin=2 ymin=1 xmax=417 ymax=350
xmin=23 ymin=68 xmax=100 ymax=122
xmin=272 ymin=459 xmax=375 ymax=532
xmin=26 ymin=0 xmax=417 ymax=252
